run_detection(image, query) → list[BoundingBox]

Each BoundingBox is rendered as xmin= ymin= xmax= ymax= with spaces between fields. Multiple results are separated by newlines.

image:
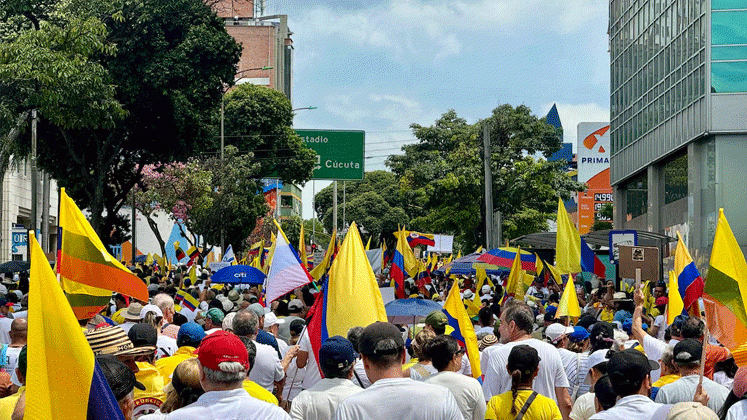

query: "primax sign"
xmin=295 ymin=129 xmax=365 ymax=180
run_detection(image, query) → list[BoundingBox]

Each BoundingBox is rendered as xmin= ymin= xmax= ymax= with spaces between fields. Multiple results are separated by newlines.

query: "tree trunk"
xmin=143 ymin=214 xmax=167 ymax=257
xmin=0 ymin=111 xmax=30 ymax=258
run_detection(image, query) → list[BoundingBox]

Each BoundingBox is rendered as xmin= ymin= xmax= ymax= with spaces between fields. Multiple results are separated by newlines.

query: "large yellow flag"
xmin=555 ymin=198 xmax=581 ymax=274
xmin=667 ymin=270 xmax=684 ymax=324
xmin=365 ymin=236 xmax=371 ymax=251
xmin=505 ymin=249 xmax=524 ymax=298
xmin=326 ymin=223 xmax=387 ymax=337
xmin=705 ymin=208 xmax=747 ymax=328
xmin=557 ymin=278 xmax=581 ymax=318
xmin=27 ymin=232 xmax=125 ymax=420
xmin=310 ymin=229 xmax=336 ymax=281
xmin=443 ymin=280 xmax=482 ymax=379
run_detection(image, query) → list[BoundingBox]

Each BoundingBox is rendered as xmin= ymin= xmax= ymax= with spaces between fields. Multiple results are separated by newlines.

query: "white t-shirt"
xmin=2 ymin=346 xmax=21 ymax=386
xmin=282 ymin=355 xmax=305 ymax=401
xmin=163 ymin=388 xmax=290 ymax=420
xmin=351 ymin=359 xmax=371 ymax=389
xmin=424 ymin=371 xmax=486 ymax=420
xmin=653 ymin=315 xmax=666 ymax=340
xmin=334 ymin=377 xmax=463 ymax=420
xmin=641 ymin=334 xmax=666 ymax=383
xmin=714 ymin=371 xmax=734 ymax=390
xmin=289 ymin=378 xmax=362 ymax=420
xmin=299 ymin=331 xmax=321 ymax=390
xmin=0 ymin=318 xmax=11 ymax=345
xmin=570 ymin=391 xmax=596 ymax=420
xmin=118 ymin=321 xmax=138 ymax=334
xmin=558 ymin=348 xmax=590 ymax=398
xmin=409 ymin=363 xmax=438 ymax=380
xmin=483 ymin=338 xmax=570 ymax=402
xmin=655 ymin=375 xmax=729 ymax=414
xmin=727 ymin=398 xmax=747 ymax=420
xmin=459 ymin=353 xmax=472 ymax=376
xmin=589 ymin=394 xmax=670 ymax=420
xmin=249 ymin=340 xmax=284 ymax=392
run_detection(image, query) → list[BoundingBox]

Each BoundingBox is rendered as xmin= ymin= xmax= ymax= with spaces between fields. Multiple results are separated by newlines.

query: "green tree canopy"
xmin=386 ymin=106 xmax=584 ymax=250
xmin=221 ymin=84 xmax=316 ymax=184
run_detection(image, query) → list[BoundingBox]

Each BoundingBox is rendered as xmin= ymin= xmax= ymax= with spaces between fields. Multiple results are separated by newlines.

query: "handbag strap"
xmin=514 ymin=391 xmax=538 ymax=420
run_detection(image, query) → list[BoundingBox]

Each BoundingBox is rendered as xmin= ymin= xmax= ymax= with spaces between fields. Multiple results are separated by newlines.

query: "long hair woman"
xmin=139 ymin=358 xmax=204 ymax=420
xmin=485 ymin=345 xmax=562 ymax=420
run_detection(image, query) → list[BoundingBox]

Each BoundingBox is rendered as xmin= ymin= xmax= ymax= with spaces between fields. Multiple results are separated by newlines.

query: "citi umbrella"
xmin=0 ymin=260 xmax=29 ymax=273
xmin=211 ymin=265 xmax=266 ymax=285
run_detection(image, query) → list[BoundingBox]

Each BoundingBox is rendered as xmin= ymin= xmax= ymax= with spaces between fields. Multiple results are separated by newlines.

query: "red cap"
xmin=195 ymin=331 xmax=248 ymax=371
xmin=655 ymin=296 xmax=668 ymax=306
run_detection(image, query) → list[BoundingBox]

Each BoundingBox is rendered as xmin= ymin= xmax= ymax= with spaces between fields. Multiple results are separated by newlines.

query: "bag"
xmin=514 ymin=391 xmax=538 ymax=420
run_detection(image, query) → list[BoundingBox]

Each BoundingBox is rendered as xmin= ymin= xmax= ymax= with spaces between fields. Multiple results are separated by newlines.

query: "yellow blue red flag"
xmin=443 ymin=280 xmax=482 ymax=379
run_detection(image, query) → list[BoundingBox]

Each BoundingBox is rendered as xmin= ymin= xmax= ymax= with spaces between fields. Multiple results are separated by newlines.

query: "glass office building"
xmin=610 ymin=0 xmax=747 ymax=260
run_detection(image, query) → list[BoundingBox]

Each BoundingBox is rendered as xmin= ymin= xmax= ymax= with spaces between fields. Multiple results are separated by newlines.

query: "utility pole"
xmin=312 ymin=180 xmax=316 ymax=245
xmin=220 ymin=97 xmax=225 ymax=256
xmin=342 ymin=181 xmax=346 ymax=232
xmin=41 ymin=171 xmax=50 ymax=252
xmin=333 ymin=181 xmax=338 ymax=236
xmin=131 ymin=193 xmax=136 ymax=264
xmin=483 ymin=124 xmax=493 ymax=249
xmin=30 ymin=110 xmax=38 ymax=242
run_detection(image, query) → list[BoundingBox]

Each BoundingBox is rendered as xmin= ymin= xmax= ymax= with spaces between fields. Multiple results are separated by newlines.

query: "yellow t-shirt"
xmin=154 ymin=346 xmax=197 ymax=384
xmin=402 ymin=358 xmax=419 ymax=371
xmin=242 ymin=380 xmax=279 ymax=405
xmin=134 ymin=361 xmax=166 ymax=417
xmin=599 ymin=308 xmax=614 ymax=322
xmin=485 ymin=390 xmax=562 ymax=420
xmin=111 ymin=308 xmax=126 ymax=325
xmin=0 ymin=386 xmax=23 ymax=420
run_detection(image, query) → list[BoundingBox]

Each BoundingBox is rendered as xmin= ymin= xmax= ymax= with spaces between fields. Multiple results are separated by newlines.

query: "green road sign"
xmin=295 ymin=129 xmax=365 ymax=180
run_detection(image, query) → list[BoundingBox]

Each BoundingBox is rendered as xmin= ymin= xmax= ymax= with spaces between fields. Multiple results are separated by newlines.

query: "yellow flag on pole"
xmin=557 ymin=278 xmax=581 ymax=318
xmin=555 ymin=198 xmax=581 ymax=274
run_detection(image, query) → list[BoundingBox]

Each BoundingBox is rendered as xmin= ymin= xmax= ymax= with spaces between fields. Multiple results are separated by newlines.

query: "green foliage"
xmin=592 ymin=203 xmax=614 ymax=232
xmin=14 ymin=0 xmax=242 ymax=243
xmin=314 ymin=171 xmax=410 ymax=242
xmin=280 ymin=215 xmax=303 ymax=249
xmin=189 ymin=146 xmax=268 ymax=253
xmin=385 ymin=106 xmax=584 ymax=251
xmin=221 ymin=84 xmax=316 ymax=184
xmin=303 ymin=218 xmax=331 ymax=247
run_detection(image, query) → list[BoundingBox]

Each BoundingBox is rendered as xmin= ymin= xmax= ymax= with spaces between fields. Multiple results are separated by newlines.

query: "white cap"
xmin=140 ymin=304 xmax=163 ymax=318
xmin=481 ymin=285 xmax=491 ymax=293
xmin=545 ymin=323 xmax=574 ymax=343
xmin=463 ymin=290 xmax=474 ymax=299
xmin=264 ymin=312 xmax=285 ymax=329
xmin=585 ymin=349 xmax=611 ymax=384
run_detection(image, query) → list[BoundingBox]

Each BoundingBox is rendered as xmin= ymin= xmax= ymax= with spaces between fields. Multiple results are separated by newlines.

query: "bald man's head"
xmin=10 ymin=318 xmax=27 ymax=344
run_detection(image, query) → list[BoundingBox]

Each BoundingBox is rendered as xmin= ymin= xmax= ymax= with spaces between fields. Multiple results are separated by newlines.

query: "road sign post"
xmin=295 ymin=130 xmax=365 ymax=180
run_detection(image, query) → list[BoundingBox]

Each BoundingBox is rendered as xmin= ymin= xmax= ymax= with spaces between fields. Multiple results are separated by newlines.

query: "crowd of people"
xmin=0 ymin=263 xmax=744 ymax=420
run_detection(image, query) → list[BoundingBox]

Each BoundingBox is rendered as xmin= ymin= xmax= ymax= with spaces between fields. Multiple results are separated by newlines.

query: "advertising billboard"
xmin=577 ymin=123 xmax=613 ymax=234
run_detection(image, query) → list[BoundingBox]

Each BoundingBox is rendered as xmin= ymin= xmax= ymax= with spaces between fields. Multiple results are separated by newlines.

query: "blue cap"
xmin=319 ymin=336 xmax=358 ymax=368
xmin=545 ymin=305 xmax=557 ymax=315
xmin=177 ymin=322 xmax=206 ymax=347
xmin=569 ymin=326 xmax=590 ymax=342
xmin=621 ymin=318 xmax=648 ymax=334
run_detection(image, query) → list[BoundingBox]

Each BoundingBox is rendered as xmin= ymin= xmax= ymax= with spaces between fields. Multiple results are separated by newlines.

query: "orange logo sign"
xmin=583 ymin=125 xmax=610 ymax=153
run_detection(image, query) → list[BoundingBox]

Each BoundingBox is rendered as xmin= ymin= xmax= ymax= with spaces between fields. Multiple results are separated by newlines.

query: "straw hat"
xmin=85 ymin=326 xmax=155 ymax=357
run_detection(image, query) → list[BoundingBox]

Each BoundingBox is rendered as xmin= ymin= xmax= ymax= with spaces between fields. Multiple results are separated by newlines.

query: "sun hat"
xmin=228 ymin=289 xmax=244 ymax=305
xmin=665 ymin=402 xmax=718 ymax=420
xmin=122 ymin=302 xmax=144 ymax=321
xmin=479 ymin=334 xmax=498 ymax=351
xmin=85 ymin=326 xmax=155 ymax=357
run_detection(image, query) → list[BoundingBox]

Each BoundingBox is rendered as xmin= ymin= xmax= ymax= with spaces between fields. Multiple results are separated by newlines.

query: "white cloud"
xmin=291 ymin=0 xmax=608 ymax=63
xmin=541 ymin=102 xmax=610 ymax=151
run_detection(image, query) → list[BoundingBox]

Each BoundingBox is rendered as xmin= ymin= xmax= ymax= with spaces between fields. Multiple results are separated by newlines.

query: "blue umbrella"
xmin=385 ymin=298 xmax=443 ymax=324
xmin=211 ymin=265 xmax=266 ymax=285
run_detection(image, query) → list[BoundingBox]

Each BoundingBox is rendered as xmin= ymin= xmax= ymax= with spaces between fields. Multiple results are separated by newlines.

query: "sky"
xmin=262 ymin=0 xmax=611 ymax=219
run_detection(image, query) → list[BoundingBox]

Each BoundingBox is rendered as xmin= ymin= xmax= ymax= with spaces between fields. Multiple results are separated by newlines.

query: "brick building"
xmin=213 ymin=0 xmax=293 ymax=100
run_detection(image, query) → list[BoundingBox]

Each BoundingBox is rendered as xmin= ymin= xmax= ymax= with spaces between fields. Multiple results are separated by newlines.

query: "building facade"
xmin=610 ymin=0 xmax=747 ymax=263
xmin=214 ymin=0 xmax=293 ymax=100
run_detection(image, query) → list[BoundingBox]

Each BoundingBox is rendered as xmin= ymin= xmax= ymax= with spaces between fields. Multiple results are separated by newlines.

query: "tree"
xmin=387 ymin=106 xmax=585 ymax=250
xmin=313 ymin=171 xmax=410 ymax=242
xmin=221 ymin=84 xmax=316 ymax=184
xmin=592 ymin=203 xmax=614 ymax=232
xmin=22 ymin=0 xmax=241 ymax=245
xmin=280 ymin=215 xmax=303 ymax=249
xmin=189 ymin=146 xmax=268 ymax=254
xmin=131 ymin=161 xmax=213 ymax=256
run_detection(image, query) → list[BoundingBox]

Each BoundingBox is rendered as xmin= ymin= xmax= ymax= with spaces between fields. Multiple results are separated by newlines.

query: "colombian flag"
xmin=443 ymin=280 xmax=482 ymax=379
xmin=176 ymin=289 xmax=198 ymax=311
xmin=27 ymin=231 xmax=125 ymax=420
xmin=394 ymin=230 xmax=436 ymax=248
xmin=174 ymin=242 xmax=186 ymax=262
xmin=580 ymin=238 xmax=606 ymax=279
xmin=307 ymin=223 xmax=387 ymax=375
xmin=58 ymin=188 xmax=148 ymax=319
xmin=674 ymin=231 xmax=704 ymax=310
xmin=478 ymin=247 xmax=536 ymax=272
xmin=185 ymin=246 xmax=200 ymax=266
